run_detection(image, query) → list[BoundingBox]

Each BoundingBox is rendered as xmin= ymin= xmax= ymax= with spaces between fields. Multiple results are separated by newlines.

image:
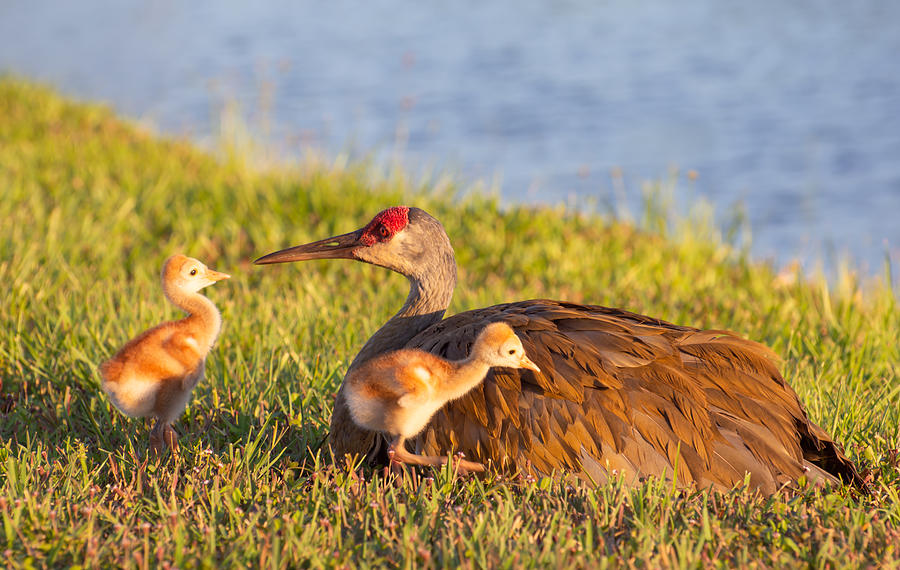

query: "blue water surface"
xmin=2 ymin=0 xmax=899 ymax=273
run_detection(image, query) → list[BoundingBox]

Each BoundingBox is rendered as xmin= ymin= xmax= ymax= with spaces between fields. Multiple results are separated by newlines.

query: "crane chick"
xmin=100 ymin=254 xmax=229 ymax=453
xmin=344 ymin=322 xmax=540 ymax=474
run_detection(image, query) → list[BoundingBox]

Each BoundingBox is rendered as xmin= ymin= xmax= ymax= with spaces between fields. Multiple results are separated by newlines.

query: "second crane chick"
xmin=344 ymin=322 xmax=540 ymax=473
xmin=100 ymin=254 xmax=229 ymax=453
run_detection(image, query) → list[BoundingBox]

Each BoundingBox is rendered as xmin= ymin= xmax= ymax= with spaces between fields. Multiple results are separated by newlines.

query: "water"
xmin=2 ymin=0 xmax=899 ymax=273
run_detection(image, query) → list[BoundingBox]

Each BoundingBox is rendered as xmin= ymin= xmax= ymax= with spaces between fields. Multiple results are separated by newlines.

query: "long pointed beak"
xmin=254 ymin=230 xmax=363 ymax=265
xmin=207 ymin=269 xmax=231 ymax=281
xmin=520 ymin=356 xmax=541 ymax=374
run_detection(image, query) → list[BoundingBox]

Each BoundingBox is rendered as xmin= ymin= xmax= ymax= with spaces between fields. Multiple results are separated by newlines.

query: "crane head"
xmin=254 ymin=206 xmax=453 ymax=279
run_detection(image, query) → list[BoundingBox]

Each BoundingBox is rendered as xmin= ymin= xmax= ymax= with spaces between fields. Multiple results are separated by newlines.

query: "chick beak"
xmin=520 ymin=356 xmax=541 ymax=374
xmin=207 ymin=269 xmax=231 ymax=282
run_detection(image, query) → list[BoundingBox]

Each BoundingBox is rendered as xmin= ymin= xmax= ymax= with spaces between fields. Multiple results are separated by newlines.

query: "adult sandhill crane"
xmin=256 ymin=206 xmax=864 ymax=492
xmin=101 ymin=254 xmax=230 ymax=453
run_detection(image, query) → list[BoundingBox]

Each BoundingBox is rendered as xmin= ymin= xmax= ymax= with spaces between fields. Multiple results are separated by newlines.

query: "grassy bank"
xmin=1 ymin=78 xmax=899 ymax=568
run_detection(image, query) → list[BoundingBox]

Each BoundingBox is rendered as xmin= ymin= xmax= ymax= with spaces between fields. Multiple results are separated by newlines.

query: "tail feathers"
xmin=798 ymin=419 xmax=870 ymax=493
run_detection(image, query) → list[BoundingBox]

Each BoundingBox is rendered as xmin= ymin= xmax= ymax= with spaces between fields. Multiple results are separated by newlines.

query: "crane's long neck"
xmin=349 ymin=257 xmax=456 ymax=369
xmin=164 ymin=285 xmax=223 ymax=351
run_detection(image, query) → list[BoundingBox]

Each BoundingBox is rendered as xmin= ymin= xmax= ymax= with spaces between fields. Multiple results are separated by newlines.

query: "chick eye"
xmin=190 ymin=268 xmax=197 ymax=276
xmin=508 ymin=349 xmax=516 ymax=355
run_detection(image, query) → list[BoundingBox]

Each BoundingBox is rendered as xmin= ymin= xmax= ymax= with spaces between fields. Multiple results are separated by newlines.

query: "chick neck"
xmin=162 ymin=280 xmax=223 ymax=350
xmin=436 ymin=344 xmax=501 ymax=403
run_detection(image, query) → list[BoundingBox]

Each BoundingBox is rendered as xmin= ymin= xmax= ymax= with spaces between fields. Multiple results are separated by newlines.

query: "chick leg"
xmin=149 ymin=420 xmax=166 ymax=455
xmin=149 ymin=420 xmax=179 ymax=454
xmin=163 ymin=424 xmax=179 ymax=452
xmin=388 ymin=437 xmax=485 ymax=475
xmin=450 ymin=451 xmax=487 ymax=475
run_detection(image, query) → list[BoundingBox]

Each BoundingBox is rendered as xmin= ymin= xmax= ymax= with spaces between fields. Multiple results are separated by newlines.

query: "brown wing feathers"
xmin=405 ymin=299 xmax=863 ymax=490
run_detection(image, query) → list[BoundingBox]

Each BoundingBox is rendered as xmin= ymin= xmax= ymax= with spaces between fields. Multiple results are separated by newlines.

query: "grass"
xmin=0 ymin=77 xmax=899 ymax=568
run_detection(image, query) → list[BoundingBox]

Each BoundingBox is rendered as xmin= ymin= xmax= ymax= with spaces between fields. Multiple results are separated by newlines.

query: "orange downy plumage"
xmin=100 ymin=254 xmax=229 ymax=453
xmin=344 ymin=322 xmax=539 ymax=473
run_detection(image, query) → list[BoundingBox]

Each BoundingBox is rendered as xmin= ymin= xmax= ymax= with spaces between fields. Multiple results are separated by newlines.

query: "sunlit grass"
xmin=1 ymin=78 xmax=898 ymax=567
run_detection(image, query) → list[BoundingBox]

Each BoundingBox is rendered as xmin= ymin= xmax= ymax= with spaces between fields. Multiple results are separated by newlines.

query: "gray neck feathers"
xmin=350 ymin=230 xmax=456 ymax=369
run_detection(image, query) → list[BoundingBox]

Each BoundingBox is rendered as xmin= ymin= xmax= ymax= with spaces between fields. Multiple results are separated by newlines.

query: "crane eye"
xmin=190 ymin=268 xmax=197 ymax=276
xmin=379 ymin=225 xmax=389 ymax=238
